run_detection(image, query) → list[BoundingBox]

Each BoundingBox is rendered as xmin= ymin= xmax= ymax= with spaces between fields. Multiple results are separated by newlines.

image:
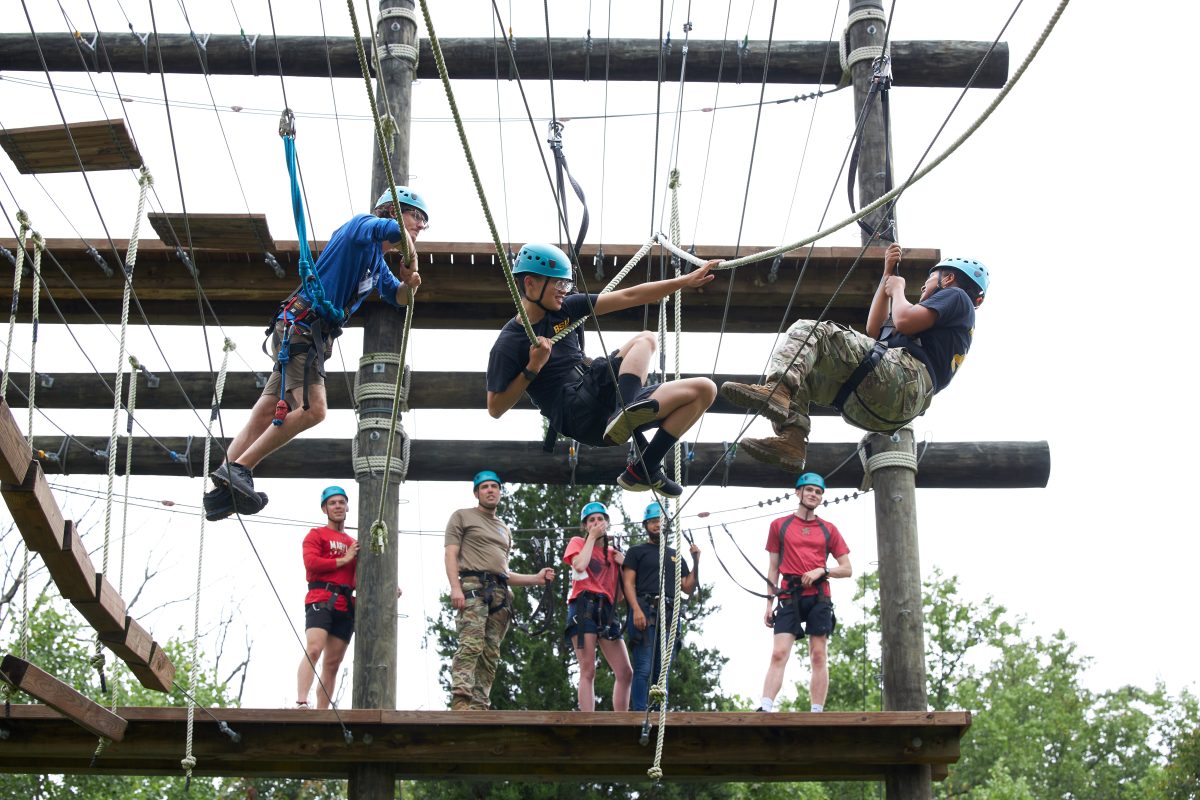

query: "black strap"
xmin=777 ymin=517 xmax=832 ymax=600
xmin=833 ymin=341 xmax=888 ymax=412
xmin=845 ymin=57 xmax=896 ymax=243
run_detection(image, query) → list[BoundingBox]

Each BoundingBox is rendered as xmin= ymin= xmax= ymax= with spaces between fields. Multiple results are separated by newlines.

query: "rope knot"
xmin=138 ymin=166 xmax=154 ymax=187
xmin=649 ymin=684 xmax=667 ymax=701
xmin=369 ymin=520 xmax=388 ymax=555
xmin=31 ymin=232 xmax=45 ymax=251
xmin=128 ymin=355 xmax=141 ymax=371
xmin=90 ymin=653 xmax=107 ymax=670
xmin=222 ymin=338 xmax=237 ymax=353
xmin=16 ymin=209 xmax=29 ymax=227
xmin=180 ymin=755 xmax=197 ymax=771
xmin=647 ymin=766 xmax=663 ymax=780
xmin=668 ymin=168 xmax=680 ymax=189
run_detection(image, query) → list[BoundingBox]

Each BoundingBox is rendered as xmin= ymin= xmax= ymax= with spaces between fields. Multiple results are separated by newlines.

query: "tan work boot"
xmin=741 ymin=428 xmax=809 ymax=472
xmin=719 ymin=381 xmax=791 ymax=424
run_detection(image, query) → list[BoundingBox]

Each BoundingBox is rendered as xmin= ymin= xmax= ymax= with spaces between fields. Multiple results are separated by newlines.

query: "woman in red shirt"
xmin=563 ymin=501 xmax=633 ymax=711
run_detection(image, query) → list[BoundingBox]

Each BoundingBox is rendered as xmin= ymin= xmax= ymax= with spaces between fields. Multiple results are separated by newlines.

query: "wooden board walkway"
xmin=0 ymin=706 xmax=971 ymax=782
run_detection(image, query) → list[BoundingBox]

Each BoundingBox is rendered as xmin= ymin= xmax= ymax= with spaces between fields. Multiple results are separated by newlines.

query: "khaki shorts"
xmin=260 ymin=321 xmax=333 ymax=399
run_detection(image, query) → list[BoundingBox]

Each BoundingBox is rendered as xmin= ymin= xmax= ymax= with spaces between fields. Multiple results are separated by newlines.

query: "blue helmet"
xmin=580 ymin=501 xmax=609 ymax=523
xmin=795 ymin=473 xmax=826 ymax=490
xmin=932 ymin=256 xmax=988 ymax=298
xmin=643 ymin=502 xmax=663 ymax=524
xmin=320 ymin=485 xmax=348 ymax=507
xmin=513 ymin=243 xmax=572 ymax=280
xmin=473 ymin=470 xmax=502 ymax=489
xmin=374 ymin=186 xmax=430 ymax=220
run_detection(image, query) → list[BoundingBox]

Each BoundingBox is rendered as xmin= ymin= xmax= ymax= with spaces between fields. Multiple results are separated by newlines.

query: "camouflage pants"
xmin=450 ymin=577 xmax=512 ymax=710
xmin=767 ymin=320 xmax=934 ymax=434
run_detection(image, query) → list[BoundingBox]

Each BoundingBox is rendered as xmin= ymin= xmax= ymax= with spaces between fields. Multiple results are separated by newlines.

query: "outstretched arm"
xmin=593 ymin=261 xmax=717 ymax=315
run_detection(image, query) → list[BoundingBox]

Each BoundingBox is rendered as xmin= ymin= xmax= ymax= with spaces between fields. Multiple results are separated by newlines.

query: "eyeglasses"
xmin=546 ymin=278 xmax=575 ymax=292
xmin=402 ymin=207 xmax=430 ymax=230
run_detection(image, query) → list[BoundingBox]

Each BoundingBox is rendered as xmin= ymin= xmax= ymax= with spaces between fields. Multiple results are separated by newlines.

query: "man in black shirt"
xmin=486 ymin=243 xmax=720 ymax=497
xmin=621 ymin=501 xmax=700 ymax=711
xmin=721 ymin=243 xmax=987 ymax=471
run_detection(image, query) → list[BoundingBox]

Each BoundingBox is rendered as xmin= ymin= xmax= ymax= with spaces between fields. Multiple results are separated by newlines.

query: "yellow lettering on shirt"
xmin=553 ymin=319 xmax=571 ymax=335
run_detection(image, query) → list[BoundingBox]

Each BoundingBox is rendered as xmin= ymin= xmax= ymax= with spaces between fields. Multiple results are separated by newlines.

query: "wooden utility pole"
xmin=870 ymin=427 xmax=932 ymax=800
xmin=848 ymin=0 xmax=896 ymax=245
xmin=350 ymin=1 xmax=415 ymax=798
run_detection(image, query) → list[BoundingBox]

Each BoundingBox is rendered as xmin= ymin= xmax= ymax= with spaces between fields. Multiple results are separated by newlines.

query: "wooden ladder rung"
xmin=127 ymin=643 xmax=175 ymax=693
xmin=0 ymin=401 xmax=29 ymax=484
xmin=1 ymin=461 xmax=66 ymax=554
xmin=0 ymin=655 xmax=128 ymax=742
xmin=99 ymin=616 xmax=155 ymax=667
xmin=71 ymin=574 xmax=128 ymax=636
xmin=39 ymin=520 xmax=98 ymax=601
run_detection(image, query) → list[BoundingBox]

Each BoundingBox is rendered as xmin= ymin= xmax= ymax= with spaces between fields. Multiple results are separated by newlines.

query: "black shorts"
xmin=550 ymin=355 xmax=657 ymax=448
xmin=773 ymin=594 xmax=836 ymax=639
xmin=305 ymin=603 xmax=355 ymax=643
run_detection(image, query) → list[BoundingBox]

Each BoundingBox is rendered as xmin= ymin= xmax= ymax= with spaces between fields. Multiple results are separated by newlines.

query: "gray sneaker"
xmin=212 ymin=461 xmax=258 ymax=504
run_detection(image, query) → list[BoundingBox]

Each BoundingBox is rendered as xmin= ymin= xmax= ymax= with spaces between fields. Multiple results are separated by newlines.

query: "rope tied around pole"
xmin=857 ymin=427 xmax=918 ymax=492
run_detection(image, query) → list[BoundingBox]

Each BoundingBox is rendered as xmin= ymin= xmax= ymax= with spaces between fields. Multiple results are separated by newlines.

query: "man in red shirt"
xmin=757 ymin=473 xmax=852 ymax=713
xmin=296 ymin=486 xmax=359 ymax=709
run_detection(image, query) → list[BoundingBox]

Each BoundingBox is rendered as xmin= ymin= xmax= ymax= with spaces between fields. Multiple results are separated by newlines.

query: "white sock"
xmin=759 ymin=696 xmax=774 ymax=712
xmin=810 ymin=703 xmax=824 ymax=712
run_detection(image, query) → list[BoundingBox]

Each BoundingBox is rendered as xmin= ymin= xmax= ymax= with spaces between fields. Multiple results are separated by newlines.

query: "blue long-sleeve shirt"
xmin=293 ymin=214 xmax=405 ymax=323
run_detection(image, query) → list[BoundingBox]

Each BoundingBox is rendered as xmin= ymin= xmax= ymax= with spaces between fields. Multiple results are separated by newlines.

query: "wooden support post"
xmin=848 ymin=0 xmax=897 ymax=245
xmin=352 ymin=1 xmax=415 ymax=797
xmin=126 ymin=642 xmax=175 ymax=694
xmin=0 ymin=655 xmax=128 ymax=741
xmin=39 ymin=520 xmax=97 ymax=602
xmin=869 ymin=428 xmax=932 ymax=800
xmin=0 ymin=400 xmax=30 ymax=484
xmin=1 ymin=461 xmax=66 ymax=554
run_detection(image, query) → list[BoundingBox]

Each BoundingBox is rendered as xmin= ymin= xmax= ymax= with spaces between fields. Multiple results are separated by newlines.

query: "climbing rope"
xmin=345 ymin=0 xmax=420 ymax=554
xmin=1 ymin=210 xmax=31 ymax=399
xmin=647 ymin=508 xmax=686 ymax=780
xmin=415 ymin=0 xmax=536 ymax=343
xmin=23 ymin=233 xmax=44 ymax=448
xmin=182 ymin=337 xmax=236 ymax=785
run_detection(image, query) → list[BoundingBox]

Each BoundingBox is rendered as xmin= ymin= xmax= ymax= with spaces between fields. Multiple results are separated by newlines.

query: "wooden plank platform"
xmin=147 ymin=213 xmax=275 ymax=252
xmin=0 ymin=120 xmax=142 ymax=174
xmin=0 ymin=238 xmax=938 ymax=330
xmin=0 ymin=706 xmax=970 ymax=781
xmin=0 ymin=658 xmax=128 ymax=742
xmin=29 ymin=436 xmax=1051 ymax=489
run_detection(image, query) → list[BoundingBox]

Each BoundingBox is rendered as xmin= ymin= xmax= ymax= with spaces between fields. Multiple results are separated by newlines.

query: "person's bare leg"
xmin=296 ymin=627 xmax=328 ymax=706
xmin=224 ymin=394 xmax=280 ymax=468
xmin=236 ymin=384 xmax=328 ymax=470
xmin=573 ymin=635 xmax=599 ymax=712
xmin=761 ymin=632 xmax=796 ymax=702
xmin=646 ymin=377 xmax=717 ymax=436
xmin=599 ymin=637 xmax=634 ymax=712
xmin=809 ymin=635 xmax=829 ymax=708
xmin=316 ymin=634 xmax=350 ymax=709
xmin=614 ymin=331 xmax=656 ymax=381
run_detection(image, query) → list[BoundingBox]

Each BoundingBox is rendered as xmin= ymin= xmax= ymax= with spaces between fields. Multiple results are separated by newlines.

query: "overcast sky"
xmin=2 ymin=0 xmax=1195 ymax=713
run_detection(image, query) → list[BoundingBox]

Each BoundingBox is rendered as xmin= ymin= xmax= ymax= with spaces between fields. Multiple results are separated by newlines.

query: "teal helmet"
xmin=643 ymin=502 xmax=663 ymax=524
xmin=473 ymin=470 xmax=502 ymax=489
xmin=513 ymin=243 xmax=572 ymax=279
xmin=320 ymin=485 xmax=348 ymax=507
xmin=932 ymin=256 xmax=988 ymax=298
xmin=374 ymin=186 xmax=430 ymax=220
xmin=579 ymin=501 xmax=609 ymax=523
xmin=795 ymin=473 xmax=826 ymax=490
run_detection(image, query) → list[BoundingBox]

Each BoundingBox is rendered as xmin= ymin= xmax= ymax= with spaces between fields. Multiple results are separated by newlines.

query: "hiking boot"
xmin=203 ymin=485 xmax=269 ymax=521
xmin=617 ymin=465 xmax=684 ymax=498
xmin=604 ymin=398 xmax=660 ymax=445
xmin=719 ymin=381 xmax=791 ymax=425
xmin=741 ymin=430 xmax=808 ymax=472
xmin=211 ymin=461 xmax=258 ymax=503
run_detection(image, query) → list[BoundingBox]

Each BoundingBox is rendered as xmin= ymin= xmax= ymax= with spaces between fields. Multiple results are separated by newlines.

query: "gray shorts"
xmin=260 ymin=320 xmax=333 ymax=399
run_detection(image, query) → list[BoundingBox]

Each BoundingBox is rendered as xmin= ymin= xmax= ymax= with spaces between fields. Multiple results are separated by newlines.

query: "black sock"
xmin=616 ymin=373 xmax=644 ymax=410
xmin=637 ymin=429 xmax=679 ymax=475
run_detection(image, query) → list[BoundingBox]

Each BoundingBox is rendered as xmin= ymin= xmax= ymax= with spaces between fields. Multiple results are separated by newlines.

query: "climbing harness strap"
xmin=776 ymin=516 xmax=832 ymax=602
xmin=459 ymin=571 xmax=510 ymax=615
xmin=568 ymin=591 xmax=618 ymax=648
xmin=308 ymin=581 xmax=355 ymax=612
xmin=547 ymin=120 xmax=590 ymax=265
xmin=832 ymin=340 xmax=888 ymax=413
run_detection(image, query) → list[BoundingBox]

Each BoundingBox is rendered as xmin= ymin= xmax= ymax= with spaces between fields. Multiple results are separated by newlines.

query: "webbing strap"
xmin=845 ymin=56 xmax=896 ymax=243
xmin=549 ymin=121 xmax=590 ymax=266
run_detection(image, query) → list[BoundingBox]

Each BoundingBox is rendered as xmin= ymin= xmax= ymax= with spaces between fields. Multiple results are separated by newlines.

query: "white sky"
xmin=2 ymin=0 xmax=1196 ymax=713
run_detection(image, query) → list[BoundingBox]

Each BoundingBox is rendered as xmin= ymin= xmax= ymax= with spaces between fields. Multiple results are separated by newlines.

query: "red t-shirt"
xmin=764 ymin=514 xmax=849 ymax=597
xmin=303 ymin=526 xmax=357 ymax=611
xmin=563 ymin=536 xmax=622 ymax=603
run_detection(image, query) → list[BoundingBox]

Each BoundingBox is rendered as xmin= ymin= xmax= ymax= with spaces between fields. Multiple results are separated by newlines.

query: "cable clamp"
xmin=132 ymin=31 xmax=150 ymax=73
xmin=546 ymin=119 xmax=564 ymax=151
xmin=264 ymin=252 xmax=284 ymax=279
xmin=84 ymin=246 xmax=113 ymax=278
xmin=190 ymin=32 xmax=211 ymax=75
xmin=241 ymin=32 xmax=260 ymax=77
xmin=38 ymin=373 xmax=54 ymax=389
xmin=174 ymin=247 xmax=196 ymax=277
xmin=278 ymin=108 xmax=296 ymax=139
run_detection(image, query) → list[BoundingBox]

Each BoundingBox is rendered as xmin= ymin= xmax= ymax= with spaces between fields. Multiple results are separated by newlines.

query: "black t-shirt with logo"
xmin=882 ymin=285 xmax=975 ymax=392
xmin=623 ymin=541 xmax=691 ymax=604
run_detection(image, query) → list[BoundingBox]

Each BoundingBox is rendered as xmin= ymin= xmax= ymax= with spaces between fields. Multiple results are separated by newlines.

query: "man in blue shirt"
xmin=485 ymin=243 xmax=719 ymax=497
xmin=204 ymin=188 xmax=428 ymax=520
xmin=721 ymin=243 xmax=987 ymax=471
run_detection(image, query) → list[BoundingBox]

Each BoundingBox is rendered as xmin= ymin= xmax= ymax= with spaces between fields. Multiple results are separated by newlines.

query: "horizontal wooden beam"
xmin=30 ymin=436 xmax=1050 ymax=489
xmin=0 ymin=706 xmax=969 ymax=781
xmin=0 ymin=659 xmax=128 ymax=742
xmin=3 ymin=370 xmax=839 ymax=417
xmin=0 ymin=33 xmax=1008 ymax=88
xmin=2 ymin=239 xmax=935 ymax=330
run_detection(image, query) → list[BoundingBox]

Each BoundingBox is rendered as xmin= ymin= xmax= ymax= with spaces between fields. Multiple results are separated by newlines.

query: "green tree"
xmin=415 ymin=482 xmax=733 ymax=799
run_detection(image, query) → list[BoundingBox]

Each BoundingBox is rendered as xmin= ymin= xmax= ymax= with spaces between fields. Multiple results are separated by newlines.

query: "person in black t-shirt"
xmin=621 ymin=501 xmax=700 ymax=711
xmin=486 ymin=243 xmax=720 ymax=497
xmin=720 ymin=242 xmax=988 ymax=472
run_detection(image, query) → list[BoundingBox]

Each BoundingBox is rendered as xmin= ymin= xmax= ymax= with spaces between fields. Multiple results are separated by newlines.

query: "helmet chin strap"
xmin=531 ymin=276 xmax=553 ymax=312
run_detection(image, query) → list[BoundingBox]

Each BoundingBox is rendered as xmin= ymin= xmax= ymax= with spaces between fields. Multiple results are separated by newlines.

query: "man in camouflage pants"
xmin=721 ymin=243 xmax=987 ymax=471
xmin=444 ymin=470 xmax=556 ymax=710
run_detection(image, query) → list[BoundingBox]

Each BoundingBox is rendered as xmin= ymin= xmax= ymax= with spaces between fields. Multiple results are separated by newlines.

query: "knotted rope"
xmin=1 ymin=210 xmax=31 ymax=398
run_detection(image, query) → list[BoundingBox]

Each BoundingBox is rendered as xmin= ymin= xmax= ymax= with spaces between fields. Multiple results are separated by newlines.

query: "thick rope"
xmin=858 ymin=427 xmax=918 ymax=492
xmin=1 ymin=210 xmax=31 ymax=398
xmin=414 ymin=0 xmax=537 ymax=344
xmin=347 ymin=0 xmax=418 ymax=554
xmin=666 ymin=0 xmax=1070 ymax=274
xmin=24 ymin=234 xmax=44 ymax=448
xmin=547 ymin=238 xmax=657 ymax=346
xmin=183 ymin=337 xmax=236 ymax=783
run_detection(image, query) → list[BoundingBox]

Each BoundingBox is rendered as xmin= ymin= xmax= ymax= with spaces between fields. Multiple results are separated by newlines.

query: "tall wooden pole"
xmin=869 ymin=429 xmax=931 ymax=800
xmin=351 ymin=1 xmax=415 ymax=797
xmin=848 ymin=0 xmax=896 ymax=245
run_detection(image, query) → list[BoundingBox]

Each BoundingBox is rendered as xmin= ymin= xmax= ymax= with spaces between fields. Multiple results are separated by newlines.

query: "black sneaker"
xmin=203 ymin=485 xmax=269 ymax=521
xmin=603 ymin=398 xmax=660 ymax=445
xmin=616 ymin=465 xmax=683 ymax=498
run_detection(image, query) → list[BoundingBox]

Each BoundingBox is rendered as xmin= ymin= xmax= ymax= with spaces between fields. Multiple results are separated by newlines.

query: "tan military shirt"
xmin=444 ymin=507 xmax=511 ymax=575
